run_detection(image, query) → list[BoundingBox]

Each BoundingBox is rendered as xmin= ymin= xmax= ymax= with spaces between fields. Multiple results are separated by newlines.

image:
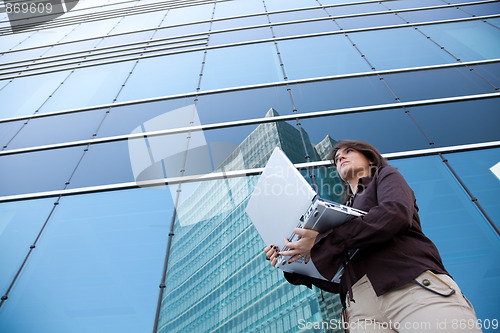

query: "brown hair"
xmin=328 ymin=140 xmax=389 ymax=203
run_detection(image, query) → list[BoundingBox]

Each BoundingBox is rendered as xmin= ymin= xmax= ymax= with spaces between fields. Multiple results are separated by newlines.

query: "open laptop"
xmin=245 ymin=147 xmax=365 ymax=282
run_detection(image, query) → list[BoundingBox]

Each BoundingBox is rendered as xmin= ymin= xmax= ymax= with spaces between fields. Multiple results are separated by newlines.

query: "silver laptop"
xmin=246 ymin=147 xmax=365 ymax=282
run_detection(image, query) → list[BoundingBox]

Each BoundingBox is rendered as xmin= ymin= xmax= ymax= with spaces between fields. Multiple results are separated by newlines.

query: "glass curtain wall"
xmin=0 ymin=0 xmax=499 ymax=332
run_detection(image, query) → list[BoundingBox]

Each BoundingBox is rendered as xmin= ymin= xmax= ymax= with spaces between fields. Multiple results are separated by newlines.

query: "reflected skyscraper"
xmin=158 ymin=109 xmax=343 ymax=332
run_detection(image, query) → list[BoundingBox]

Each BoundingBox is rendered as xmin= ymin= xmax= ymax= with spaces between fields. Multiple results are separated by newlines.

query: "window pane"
xmin=0 ymin=147 xmax=84 ymax=197
xmin=201 ymin=42 xmax=282 ymax=91
xmin=395 ymin=8 xmax=470 ymax=23
xmin=409 ymin=97 xmax=500 ymax=147
xmin=0 ymin=71 xmax=71 ymax=118
xmin=213 ymin=0 xmax=265 ymax=18
xmin=392 ymin=156 xmax=500 ymax=321
xmin=12 ymin=25 xmax=77 ymax=49
xmin=336 ymin=13 xmax=404 ymax=30
xmin=382 ymin=65 xmax=498 ymax=102
xmin=56 ymin=18 xmax=121 ymax=43
xmin=38 ymin=61 xmax=135 ymax=113
xmin=460 ymin=2 xmax=500 ymax=15
xmin=269 ymin=8 xmax=328 ymax=22
xmin=469 ymin=62 xmax=500 ymax=88
xmin=97 ymin=31 xmax=153 ymax=48
xmin=272 ymin=20 xmax=338 ymax=38
xmin=209 ymin=27 xmax=273 ymax=46
xmin=5 ymin=109 xmax=107 ymax=150
xmin=382 ymin=0 xmax=444 ymax=10
xmin=116 ymin=51 xmax=204 ymax=102
xmin=161 ymin=4 xmax=214 ymax=26
xmin=289 ymin=76 xmax=395 ymax=113
xmin=0 ymin=188 xmax=174 ymax=333
xmin=323 ymin=2 xmax=386 ymax=15
xmin=418 ymin=21 xmax=500 ymax=62
xmin=97 ymin=98 xmax=194 ymax=138
xmin=0 ymin=47 xmax=49 ymax=64
xmin=212 ymin=15 xmax=268 ymax=31
xmin=0 ymin=198 xmax=55 ymax=295
xmin=348 ymin=27 xmax=456 ymax=70
xmin=299 ymin=108 xmax=429 ymax=155
xmin=196 ymin=85 xmax=293 ymax=123
xmin=0 ymin=121 xmax=23 ymax=149
xmin=264 ymin=0 xmax=318 ymax=12
xmin=110 ymin=10 xmax=167 ymax=35
xmin=277 ymin=35 xmax=372 ymax=79
xmin=445 ymin=148 xmax=500 ymax=227
xmin=155 ymin=22 xmax=210 ymax=39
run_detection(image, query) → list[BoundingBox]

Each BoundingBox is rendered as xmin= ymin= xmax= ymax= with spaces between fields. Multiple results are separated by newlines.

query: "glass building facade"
xmin=0 ymin=0 xmax=499 ymax=332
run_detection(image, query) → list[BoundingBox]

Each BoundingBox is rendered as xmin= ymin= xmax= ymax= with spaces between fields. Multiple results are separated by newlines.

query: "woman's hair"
xmin=328 ymin=140 xmax=389 ymax=203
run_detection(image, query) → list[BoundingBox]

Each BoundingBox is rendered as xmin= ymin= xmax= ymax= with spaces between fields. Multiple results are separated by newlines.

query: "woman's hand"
xmin=264 ymin=245 xmax=280 ymax=267
xmin=280 ymin=228 xmax=319 ymax=264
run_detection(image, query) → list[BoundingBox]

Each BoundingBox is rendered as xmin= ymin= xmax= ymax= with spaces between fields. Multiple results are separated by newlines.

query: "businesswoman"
xmin=264 ymin=140 xmax=481 ymax=332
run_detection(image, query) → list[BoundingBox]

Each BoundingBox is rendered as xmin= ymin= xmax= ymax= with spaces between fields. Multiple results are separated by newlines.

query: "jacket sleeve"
xmin=311 ymin=167 xmax=416 ymax=280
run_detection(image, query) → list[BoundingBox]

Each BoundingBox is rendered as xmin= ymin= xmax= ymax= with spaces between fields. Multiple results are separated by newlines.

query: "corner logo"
xmin=4 ymin=0 xmax=80 ymax=32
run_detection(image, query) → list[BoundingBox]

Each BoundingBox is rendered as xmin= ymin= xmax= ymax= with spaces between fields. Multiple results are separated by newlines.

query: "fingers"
xmin=293 ymin=228 xmax=319 ymax=237
xmin=264 ymin=245 xmax=281 ymax=267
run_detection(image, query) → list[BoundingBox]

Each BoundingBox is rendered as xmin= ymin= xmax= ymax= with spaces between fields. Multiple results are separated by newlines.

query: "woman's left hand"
xmin=280 ymin=228 xmax=319 ymax=264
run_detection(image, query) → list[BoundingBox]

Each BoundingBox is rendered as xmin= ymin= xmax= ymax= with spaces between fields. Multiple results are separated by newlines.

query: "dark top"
xmin=284 ymin=166 xmax=448 ymax=306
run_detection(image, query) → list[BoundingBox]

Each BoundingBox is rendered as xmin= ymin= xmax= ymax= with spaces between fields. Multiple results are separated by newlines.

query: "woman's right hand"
xmin=264 ymin=245 xmax=280 ymax=267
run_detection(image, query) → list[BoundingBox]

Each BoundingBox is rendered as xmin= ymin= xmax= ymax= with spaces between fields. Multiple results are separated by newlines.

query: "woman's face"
xmin=334 ymin=147 xmax=373 ymax=183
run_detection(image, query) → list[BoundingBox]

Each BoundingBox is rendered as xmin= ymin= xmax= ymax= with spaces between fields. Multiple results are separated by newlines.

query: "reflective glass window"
xmin=0 ymin=47 xmax=49 ymax=64
xmin=110 ymin=10 xmax=167 ymax=35
xmin=324 ymin=2 xmax=386 ymax=15
xmin=485 ymin=17 xmax=500 ymax=28
xmin=289 ymin=76 xmax=395 ymax=113
xmin=348 ymin=27 xmax=456 ymax=70
xmin=39 ymin=61 xmax=135 ymax=113
xmin=395 ymin=8 xmax=470 ymax=23
xmin=392 ymin=156 xmax=500 ymax=320
xmin=6 ymin=109 xmax=107 ymax=150
xmin=0 ymin=197 xmax=55 ymax=296
xmin=212 ymin=15 xmax=269 ymax=31
xmin=0 ymin=121 xmax=23 ymax=148
xmin=116 ymin=51 xmax=204 ymax=102
xmin=213 ymin=0 xmax=265 ymax=18
xmin=469 ymin=62 xmax=500 ymax=88
xmin=209 ymin=27 xmax=273 ymax=46
xmin=0 ymin=70 xmax=71 ymax=118
xmin=409 ymin=97 xmax=500 ymax=147
xmin=11 ymin=25 xmax=77 ymax=49
xmin=272 ymin=20 xmax=338 ymax=38
xmin=42 ymin=39 xmax=100 ymax=57
xmin=67 ymin=141 xmax=135 ymax=189
xmin=201 ymin=42 xmax=282 ymax=91
xmin=57 ymin=18 xmax=121 ymax=42
xmin=196 ymin=85 xmax=293 ymax=124
xmin=445 ymin=148 xmax=500 ymax=229
xmin=299 ymin=107 xmax=429 ymax=155
xmin=97 ymin=98 xmax=194 ymax=138
xmin=264 ymin=0 xmax=318 ymax=12
xmin=336 ymin=13 xmax=404 ymax=30
xmin=277 ymin=35 xmax=372 ymax=80
xmin=418 ymin=21 xmax=500 ymax=62
xmin=157 ymin=176 xmax=328 ymax=332
xmin=269 ymin=8 xmax=328 ymax=22
xmin=154 ymin=22 xmax=210 ymax=39
xmin=0 ymin=31 xmax=37 ymax=51
xmin=382 ymin=0 xmax=444 ymax=10
xmin=0 ymin=188 xmax=173 ymax=333
xmin=0 ymin=147 xmax=83 ymax=197
xmin=161 ymin=4 xmax=214 ymax=26
xmin=382 ymin=65 xmax=497 ymax=102
xmin=98 ymin=31 xmax=153 ymax=48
